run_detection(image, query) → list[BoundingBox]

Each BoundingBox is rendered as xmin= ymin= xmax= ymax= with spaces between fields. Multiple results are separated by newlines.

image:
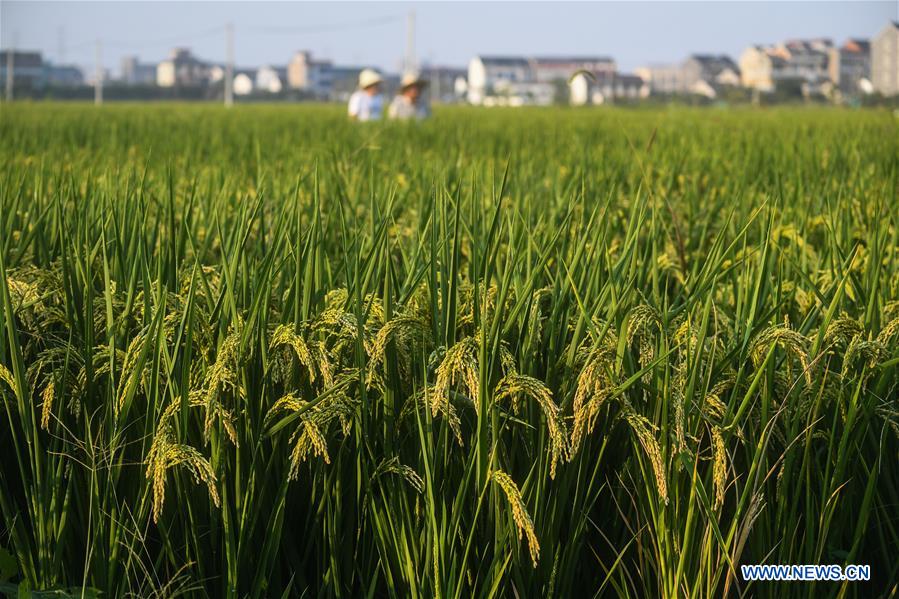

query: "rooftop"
xmin=476 ymin=56 xmax=530 ymax=67
xmin=0 ymin=51 xmax=43 ymax=68
xmin=783 ymin=39 xmax=833 ymax=54
xmin=591 ymin=71 xmax=644 ymax=84
xmin=842 ymin=39 xmax=870 ymax=53
xmin=532 ymin=56 xmax=614 ymax=65
xmin=689 ymin=54 xmax=739 ymax=75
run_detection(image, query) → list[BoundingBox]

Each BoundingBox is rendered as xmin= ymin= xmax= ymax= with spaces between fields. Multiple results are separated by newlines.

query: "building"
xmin=121 ymin=56 xmax=157 ymax=86
xmin=739 ymin=46 xmax=781 ymax=92
xmin=872 ymin=21 xmax=899 ymax=96
xmin=778 ymin=39 xmax=833 ymax=81
xmin=157 ymin=48 xmax=209 ymax=87
xmin=682 ymin=54 xmax=740 ymax=95
xmin=635 ymin=63 xmax=685 ymax=94
xmin=487 ymin=81 xmax=556 ymax=106
xmin=423 ymin=65 xmax=468 ymax=103
xmin=467 ymin=56 xmax=529 ymax=104
xmin=741 ymin=39 xmax=833 ymax=93
xmin=208 ymin=64 xmax=225 ymax=83
xmin=0 ymin=52 xmax=84 ymax=89
xmin=46 ymin=64 xmax=84 ymax=86
xmin=233 ymin=70 xmax=255 ymax=95
xmin=287 ymin=51 xmax=413 ymax=100
xmin=636 ymin=54 xmax=738 ymax=98
xmin=468 ymin=55 xmax=613 ymax=105
xmin=287 ymin=51 xmax=334 ymax=98
xmin=530 ymin=56 xmax=615 ymax=83
xmin=0 ymin=51 xmax=46 ymax=91
xmin=570 ymin=71 xmax=647 ymax=105
xmin=740 ymin=45 xmax=787 ymax=92
xmin=325 ymin=66 xmax=361 ymax=99
xmin=256 ymin=65 xmax=286 ymax=94
xmin=828 ymin=39 xmax=871 ymax=95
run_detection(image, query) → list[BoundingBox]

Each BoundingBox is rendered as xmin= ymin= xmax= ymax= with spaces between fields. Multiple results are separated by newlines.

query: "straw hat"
xmin=400 ymin=71 xmax=428 ymax=90
xmin=358 ymin=69 xmax=384 ymax=89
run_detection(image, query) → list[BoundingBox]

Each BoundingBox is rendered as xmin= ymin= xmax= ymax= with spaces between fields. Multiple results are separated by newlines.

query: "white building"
xmin=468 ymin=55 xmax=614 ymax=106
xmin=121 ymin=56 xmax=156 ymax=85
xmin=256 ymin=65 xmax=285 ymax=94
xmin=740 ymin=39 xmax=833 ymax=93
xmin=287 ymin=51 xmax=334 ymax=98
xmin=467 ymin=56 xmax=531 ymax=105
xmin=635 ymin=64 xmax=685 ymax=94
xmin=637 ymin=54 xmax=739 ymax=97
xmin=208 ymin=65 xmax=225 ymax=83
xmin=424 ymin=65 xmax=468 ymax=102
xmin=157 ymin=48 xmax=209 ymax=87
xmin=682 ymin=54 xmax=740 ymax=96
xmin=233 ymin=71 xmax=255 ymax=95
xmin=454 ymin=76 xmax=468 ymax=98
xmin=738 ymin=46 xmax=784 ymax=92
xmin=570 ymin=72 xmax=648 ymax=105
xmin=484 ymin=80 xmax=555 ymax=106
xmin=828 ymin=39 xmax=870 ymax=96
xmin=778 ymin=39 xmax=833 ymax=81
xmin=530 ymin=56 xmax=615 ymax=83
xmin=872 ymin=21 xmax=899 ymax=96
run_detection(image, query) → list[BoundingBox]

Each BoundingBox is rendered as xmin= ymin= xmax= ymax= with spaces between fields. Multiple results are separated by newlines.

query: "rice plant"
xmin=0 ymin=103 xmax=897 ymax=598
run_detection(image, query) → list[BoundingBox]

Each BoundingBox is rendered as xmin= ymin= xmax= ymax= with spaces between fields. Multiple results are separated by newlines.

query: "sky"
xmin=1 ymin=1 xmax=895 ymax=76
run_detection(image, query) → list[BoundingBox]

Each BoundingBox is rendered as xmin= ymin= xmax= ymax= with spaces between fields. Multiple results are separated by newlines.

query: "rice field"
xmin=0 ymin=103 xmax=897 ymax=598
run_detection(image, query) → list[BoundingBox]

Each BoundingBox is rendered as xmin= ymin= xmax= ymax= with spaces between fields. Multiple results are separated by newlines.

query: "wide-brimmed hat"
xmin=400 ymin=71 xmax=428 ymax=91
xmin=358 ymin=68 xmax=384 ymax=89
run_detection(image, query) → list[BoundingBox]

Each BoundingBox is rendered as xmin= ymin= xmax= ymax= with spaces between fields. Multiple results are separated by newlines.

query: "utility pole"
xmin=426 ymin=53 xmax=440 ymax=102
xmin=405 ymin=10 xmax=416 ymax=73
xmin=225 ymin=22 xmax=234 ymax=107
xmin=5 ymin=32 xmax=16 ymax=102
xmin=94 ymin=39 xmax=103 ymax=105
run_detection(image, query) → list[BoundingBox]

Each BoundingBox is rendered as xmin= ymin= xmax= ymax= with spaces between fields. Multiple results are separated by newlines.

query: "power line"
xmin=245 ymin=15 xmax=402 ymax=35
xmin=94 ymin=39 xmax=102 ymax=105
xmin=5 ymin=31 xmax=16 ymax=101
xmin=224 ymin=23 xmax=234 ymax=108
xmin=54 ymin=39 xmax=95 ymax=54
xmin=101 ymin=25 xmax=225 ymax=51
xmin=50 ymin=16 xmax=402 ymax=60
xmin=405 ymin=10 xmax=415 ymax=73
xmin=54 ymin=25 xmax=225 ymax=58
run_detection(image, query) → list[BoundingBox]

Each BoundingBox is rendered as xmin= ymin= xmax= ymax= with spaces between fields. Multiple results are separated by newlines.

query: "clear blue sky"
xmin=1 ymin=1 xmax=895 ymax=75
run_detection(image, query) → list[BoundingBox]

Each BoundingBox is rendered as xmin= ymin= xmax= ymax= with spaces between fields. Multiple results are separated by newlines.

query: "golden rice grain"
xmin=492 ymin=470 xmax=540 ymax=567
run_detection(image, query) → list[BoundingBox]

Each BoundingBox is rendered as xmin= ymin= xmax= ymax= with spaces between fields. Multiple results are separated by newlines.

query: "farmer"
xmin=348 ymin=69 xmax=384 ymax=121
xmin=388 ymin=72 xmax=431 ymax=121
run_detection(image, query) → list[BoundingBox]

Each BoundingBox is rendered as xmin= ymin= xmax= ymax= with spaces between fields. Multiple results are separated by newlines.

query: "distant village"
xmin=2 ymin=20 xmax=898 ymax=105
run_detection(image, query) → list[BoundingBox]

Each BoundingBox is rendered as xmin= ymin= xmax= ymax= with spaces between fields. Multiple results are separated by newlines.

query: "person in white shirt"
xmin=388 ymin=72 xmax=431 ymax=121
xmin=348 ymin=69 xmax=384 ymax=122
